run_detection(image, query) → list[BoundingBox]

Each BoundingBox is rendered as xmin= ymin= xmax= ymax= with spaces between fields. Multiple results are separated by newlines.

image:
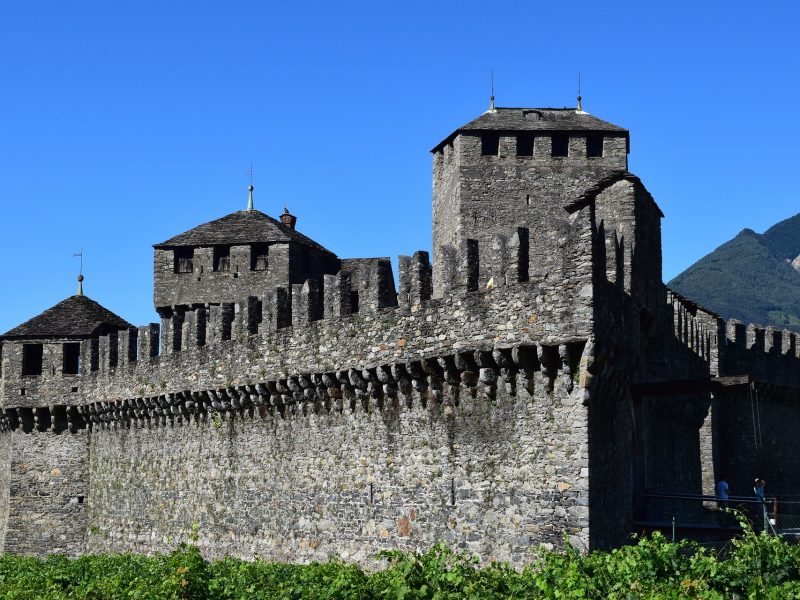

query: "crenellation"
xmin=765 ymin=327 xmax=782 ymax=354
xmin=487 ymin=234 xmax=508 ymax=288
xmin=324 ymin=271 xmax=353 ymax=319
xmin=533 ymin=135 xmax=551 ymax=158
xmin=181 ymin=306 xmax=205 ymax=350
xmin=460 ymin=239 xmax=480 ymax=292
xmin=117 ymin=327 xmax=138 ymax=367
xmin=437 ymin=245 xmax=459 ymax=296
xmin=262 ymin=287 xmax=292 ymax=332
xmin=782 ymin=330 xmax=796 ymax=356
xmin=238 ymin=296 xmax=261 ymax=337
xmin=568 ymin=136 xmax=587 ymax=158
xmin=292 ymin=279 xmax=323 ymax=326
xmin=726 ymin=319 xmax=746 ymax=347
xmin=137 ymin=323 xmax=160 ymax=362
xmin=358 ymin=259 xmax=397 ymax=312
xmin=505 ymin=228 xmax=529 ymax=284
xmin=206 ymin=303 xmax=234 ymax=344
xmin=86 ymin=338 xmax=100 ymax=372
xmin=398 ymin=251 xmax=432 ymax=307
xmin=747 ymin=323 xmax=765 ymax=351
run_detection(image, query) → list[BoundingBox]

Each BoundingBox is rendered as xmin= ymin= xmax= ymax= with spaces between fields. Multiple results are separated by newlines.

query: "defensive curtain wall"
xmin=0 ymin=215 xmax=596 ymax=563
xmin=1 ymin=107 xmax=799 ymax=566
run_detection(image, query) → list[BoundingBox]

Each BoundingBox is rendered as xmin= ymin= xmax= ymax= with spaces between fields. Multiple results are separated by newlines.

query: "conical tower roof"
xmin=1 ymin=294 xmax=132 ymax=340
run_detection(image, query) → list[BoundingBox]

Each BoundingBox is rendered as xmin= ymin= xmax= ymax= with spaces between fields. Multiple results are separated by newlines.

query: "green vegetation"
xmin=668 ymin=215 xmax=800 ymax=331
xmin=669 ymin=213 xmax=800 ymax=331
xmin=1 ymin=525 xmax=799 ymax=598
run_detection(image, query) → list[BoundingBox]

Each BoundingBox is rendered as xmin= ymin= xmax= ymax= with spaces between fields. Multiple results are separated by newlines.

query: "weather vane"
xmin=489 ymin=69 xmax=496 ymax=112
xmin=246 ymin=162 xmax=254 ymax=210
xmin=73 ymin=249 xmax=84 ymax=295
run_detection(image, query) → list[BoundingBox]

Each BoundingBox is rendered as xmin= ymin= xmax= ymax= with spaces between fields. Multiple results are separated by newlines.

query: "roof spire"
xmin=576 ymin=72 xmax=585 ymax=113
xmin=246 ymin=162 xmax=254 ymax=210
xmin=489 ymin=69 xmax=496 ymax=113
xmin=73 ymin=250 xmax=84 ymax=296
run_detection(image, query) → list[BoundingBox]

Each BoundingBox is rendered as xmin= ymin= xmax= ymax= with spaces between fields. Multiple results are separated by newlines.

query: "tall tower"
xmin=430 ymin=106 xmax=629 ymax=295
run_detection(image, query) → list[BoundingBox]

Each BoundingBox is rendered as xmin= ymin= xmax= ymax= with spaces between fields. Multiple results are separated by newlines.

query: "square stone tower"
xmin=431 ymin=106 xmax=629 ymax=295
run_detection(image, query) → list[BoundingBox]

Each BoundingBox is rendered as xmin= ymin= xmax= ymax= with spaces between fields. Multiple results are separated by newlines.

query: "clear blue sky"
xmin=1 ymin=1 xmax=798 ymax=332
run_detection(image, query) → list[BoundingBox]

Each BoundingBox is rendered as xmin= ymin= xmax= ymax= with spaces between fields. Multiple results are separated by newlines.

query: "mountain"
xmin=668 ymin=213 xmax=800 ymax=331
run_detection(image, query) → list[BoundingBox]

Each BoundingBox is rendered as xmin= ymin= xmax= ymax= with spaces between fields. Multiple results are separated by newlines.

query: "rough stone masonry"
xmin=0 ymin=105 xmax=798 ymax=565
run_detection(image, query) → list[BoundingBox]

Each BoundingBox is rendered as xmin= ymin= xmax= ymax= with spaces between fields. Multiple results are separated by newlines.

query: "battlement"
xmin=1 ymin=224 xmax=595 ymax=411
xmin=667 ymin=289 xmax=800 ymax=388
xmin=0 ymin=335 xmax=589 ymax=435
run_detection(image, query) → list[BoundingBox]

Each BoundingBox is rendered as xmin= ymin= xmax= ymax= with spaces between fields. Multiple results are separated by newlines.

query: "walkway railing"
xmin=637 ymin=492 xmax=800 ymax=542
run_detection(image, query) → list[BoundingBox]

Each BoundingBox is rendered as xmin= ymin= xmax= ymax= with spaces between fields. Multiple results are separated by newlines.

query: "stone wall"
xmin=0 ymin=430 xmax=88 ymax=556
xmin=86 ymin=365 xmax=589 ymax=564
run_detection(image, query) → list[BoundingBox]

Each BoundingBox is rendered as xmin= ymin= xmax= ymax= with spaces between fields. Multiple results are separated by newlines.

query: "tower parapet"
xmin=431 ymin=107 xmax=629 ymax=296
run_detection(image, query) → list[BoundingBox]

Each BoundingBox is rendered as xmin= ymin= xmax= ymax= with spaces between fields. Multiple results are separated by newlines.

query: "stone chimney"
xmin=280 ymin=207 xmax=297 ymax=230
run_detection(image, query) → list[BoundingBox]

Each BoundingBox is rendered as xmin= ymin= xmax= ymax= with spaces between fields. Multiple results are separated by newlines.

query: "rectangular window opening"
xmin=587 ymin=134 xmax=604 ymax=157
xmin=174 ymin=248 xmax=194 ymax=274
xmin=22 ymin=344 xmax=43 ymax=376
xmin=481 ymin=134 xmax=499 ymax=156
xmin=62 ymin=343 xmax=80 ymax=375
xmin=516 ymin=134 xmax=534 ymax=157
xmin=251 ymin=243 xmax=269 ymax=271
xmin=214 ymin=246 xmax=231 ymax=272
xmin=551 ymin=134 xmax=569 ymax=157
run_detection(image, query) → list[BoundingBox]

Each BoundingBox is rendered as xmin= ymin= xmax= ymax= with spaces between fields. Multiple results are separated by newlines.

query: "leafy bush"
xmin=1 ymin=523 xmax=800 ymax=599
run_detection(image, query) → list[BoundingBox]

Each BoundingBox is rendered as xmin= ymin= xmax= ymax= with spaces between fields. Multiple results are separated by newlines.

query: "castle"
xmin=1 ymin=104 xmax=798 ymax=565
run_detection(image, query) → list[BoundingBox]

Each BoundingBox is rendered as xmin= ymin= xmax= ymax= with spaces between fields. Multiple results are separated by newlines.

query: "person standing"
xmin=716 ymin=476 xmax=730 ymax=525
xmin=754 ymin=478 xmax=768 ymax=531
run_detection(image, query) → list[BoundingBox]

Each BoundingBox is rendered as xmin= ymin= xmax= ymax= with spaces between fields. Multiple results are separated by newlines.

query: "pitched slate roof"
xmin=1 ymin=295 xmax=133 ymax=339
xmin=432 ymin=107 xmax=628 ymax=152
xmin=154 ymin=209 xmax=334 ymax=255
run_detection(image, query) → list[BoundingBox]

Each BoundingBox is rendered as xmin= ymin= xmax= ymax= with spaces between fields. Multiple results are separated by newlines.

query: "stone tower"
xmin=431 ymin=106 xmax=629 ymax=296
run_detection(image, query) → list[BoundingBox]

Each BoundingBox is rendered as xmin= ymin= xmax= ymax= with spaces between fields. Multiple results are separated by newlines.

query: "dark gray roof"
xmin=2 ymin=295 xmax=133 ymax=340
xmin=154 ymin=209 xmax=335 ymax=255
xmin=432 ymin=107 xmax=628 ymax=152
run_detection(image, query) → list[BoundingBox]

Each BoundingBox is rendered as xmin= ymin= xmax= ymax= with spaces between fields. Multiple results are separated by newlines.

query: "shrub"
xmin=1 ymin=520 xmax=800 ymax=599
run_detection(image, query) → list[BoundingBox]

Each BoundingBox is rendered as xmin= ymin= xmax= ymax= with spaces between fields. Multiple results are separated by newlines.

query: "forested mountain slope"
xmin=669 ymin=213 xmax=800 ymax=331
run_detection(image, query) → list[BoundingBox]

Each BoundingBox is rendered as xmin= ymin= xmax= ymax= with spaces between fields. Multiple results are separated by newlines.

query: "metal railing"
xmin=638 ymin=492 xmax=800 ymax=542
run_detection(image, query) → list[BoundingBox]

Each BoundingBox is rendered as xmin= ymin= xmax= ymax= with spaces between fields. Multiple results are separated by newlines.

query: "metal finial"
xmin=489 ymin=69 xmax=496 ymax=112
xmin=246 ymin=163 xmax=254 ymax=210
xmin=576 ymin=73 xmax=584 ymax=112
xmin=73 ymin=250 xmax=84 ymax=296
